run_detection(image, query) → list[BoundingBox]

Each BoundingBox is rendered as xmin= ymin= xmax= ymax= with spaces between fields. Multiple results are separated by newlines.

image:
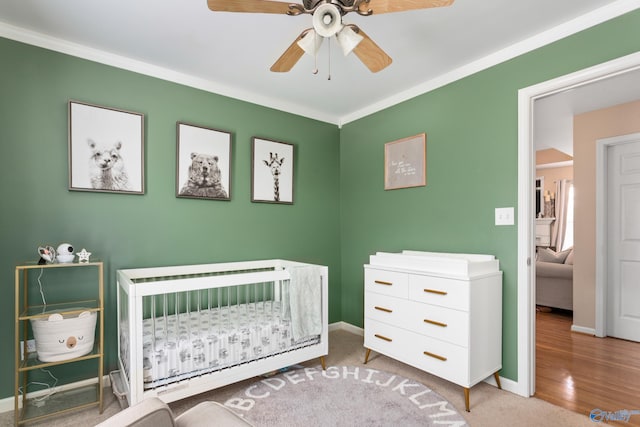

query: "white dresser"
xmin=363 ymin=250 xmax=503 ymax=412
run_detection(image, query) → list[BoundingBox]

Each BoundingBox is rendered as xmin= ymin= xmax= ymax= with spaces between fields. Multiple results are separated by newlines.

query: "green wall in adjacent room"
xmin=339 ymin=9 xmax=640 ymax=382
xmin=0 ymin=37 xmax=341 ymax=399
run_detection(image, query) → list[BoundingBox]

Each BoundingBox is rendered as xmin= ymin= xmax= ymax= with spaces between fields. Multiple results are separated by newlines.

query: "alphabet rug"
xmin=224 ymin=365 xmax=469 ymax=426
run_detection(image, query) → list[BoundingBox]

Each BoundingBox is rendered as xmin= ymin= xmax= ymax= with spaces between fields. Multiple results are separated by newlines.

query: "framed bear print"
xmin=68 ymin=100 xmax=145 ymax=194
xmin=176 ymin=122 xmax=232 ymax=201
xmin=251 ymin=137 xmax=294 ymax=204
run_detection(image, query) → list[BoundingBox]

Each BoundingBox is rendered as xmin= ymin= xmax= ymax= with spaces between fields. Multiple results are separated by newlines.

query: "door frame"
xmin=517 ymin=51 xmax=640 ymax=397
xmin=596 ymin=132 xmax=640 ymax=338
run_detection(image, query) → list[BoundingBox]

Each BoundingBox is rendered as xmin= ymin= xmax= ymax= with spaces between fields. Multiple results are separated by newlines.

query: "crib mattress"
xmin=120 ymin=301 xmax=319 ymax=389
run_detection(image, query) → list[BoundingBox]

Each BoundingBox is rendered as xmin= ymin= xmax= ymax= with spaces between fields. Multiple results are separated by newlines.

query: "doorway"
xmin=517 ymin=51 xmax=640 ymax=398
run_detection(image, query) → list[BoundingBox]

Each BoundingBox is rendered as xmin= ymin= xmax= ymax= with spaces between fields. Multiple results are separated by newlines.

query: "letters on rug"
xmin=224 ymin=365 xmax=468 ymax=426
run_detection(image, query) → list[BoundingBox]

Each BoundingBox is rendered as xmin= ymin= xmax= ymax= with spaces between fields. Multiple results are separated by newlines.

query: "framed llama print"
xmin=176 ymin=122 xmax=232 ymax=201
xmin=68 ymin=100 xmax=145 ymax=194
xmin=384 ymin=133 xmax=426 ymax=190
xmin=251 ymin=137 xmax=294 ymax=204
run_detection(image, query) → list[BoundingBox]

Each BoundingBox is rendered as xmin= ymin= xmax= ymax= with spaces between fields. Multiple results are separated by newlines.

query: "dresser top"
xmin=366 ymin=250 xmax=500 ymax=279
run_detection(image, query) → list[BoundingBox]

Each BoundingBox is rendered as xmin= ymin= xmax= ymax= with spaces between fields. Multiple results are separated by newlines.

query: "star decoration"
xmin=77 ymin=248 xmax=92 ymax=263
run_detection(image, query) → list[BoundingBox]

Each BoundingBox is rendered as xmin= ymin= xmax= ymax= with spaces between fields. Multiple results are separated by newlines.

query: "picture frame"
xmin=252 ymin=137 xmax=294 ymax=204
xmin=68 ymin=100 xmax=145 ymax=194
xmin=176 ymin=122 xmax=232 ymax=201
xmin=384 ymin=133 xmax=426 ymax=190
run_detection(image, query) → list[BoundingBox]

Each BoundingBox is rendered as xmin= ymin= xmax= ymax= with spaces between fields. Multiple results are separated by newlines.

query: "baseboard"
xmin=0 ymin=375 xmax=111 ymax=414
xmin=329 ymin=321 xmax=364 ymax=336
xmin=484 ymin=374 xmax=523 ymax=396
xmin=571 ymin=324 xmax=596 ymax=335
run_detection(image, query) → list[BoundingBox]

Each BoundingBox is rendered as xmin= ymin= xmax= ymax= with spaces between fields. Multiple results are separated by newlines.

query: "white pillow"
xmin=564 ymin=249 xmax=574 ymax=265
xmin=538 ymin=247 xmax=571 ymax=263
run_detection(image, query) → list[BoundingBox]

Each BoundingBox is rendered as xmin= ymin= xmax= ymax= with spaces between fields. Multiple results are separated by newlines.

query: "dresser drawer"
xmin=406 ymin=332 xmax=469 ymax=387
xmin=364 ymin=291 xmax=410 ymax=328
xmin=365 ymin=268 xmax=408 ymax=298
xmin=364 ymin=318 xmax=469 ymax=387
xmin=364 ymin=318 xmax=410 ymax=362
xmin=408 ymin=275 xmax=469 ymax=311
xmin=405 ymin=303 xmax=469 ymax=347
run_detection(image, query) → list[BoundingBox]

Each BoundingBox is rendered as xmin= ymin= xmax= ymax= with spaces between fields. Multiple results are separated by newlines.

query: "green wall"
xmin=339 ymin=9 xmax=640 ymax=381
xmin=2 ymin=7 xmax=640 ymax=401
xmin=0 ymin=38 xmax=341 ymax=399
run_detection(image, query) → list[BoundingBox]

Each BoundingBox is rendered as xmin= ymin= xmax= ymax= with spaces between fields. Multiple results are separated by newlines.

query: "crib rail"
xmin=121 ymin=269 xmax=290 ymax=297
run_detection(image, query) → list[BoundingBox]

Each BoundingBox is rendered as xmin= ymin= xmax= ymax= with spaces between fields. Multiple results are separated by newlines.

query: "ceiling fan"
xmin=207 ymin=0 xmax=454 ymax=73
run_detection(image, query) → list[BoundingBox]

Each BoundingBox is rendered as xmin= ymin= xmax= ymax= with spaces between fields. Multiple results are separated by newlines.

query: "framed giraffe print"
xmin=251 ymin=137 xmax=294 ymax=204
xmin=176 ymin=122 xmax=232 ymax=201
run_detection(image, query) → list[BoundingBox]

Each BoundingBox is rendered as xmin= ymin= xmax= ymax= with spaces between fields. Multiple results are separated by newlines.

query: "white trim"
xmin=595 ymin=132 xmax=640 ymax=337
xmin=595 ymin=138 xmax=610 ymax=338
xmin=329 ymin=321 xmax=364 ymax=336
xmin=536 ymin=160 xmax=574 ymax=170
xmin=0 ymin=376 xmax=107 ymax=414
xmin=1 ymin=2 xmax=639 ymax=127
xmin=518 ymin=51 xmax=640 ymax=400
xmin=571 ymin=324 xmax=596 ymax=336
xmin=517 ymin=81 xmax=537 ymax=398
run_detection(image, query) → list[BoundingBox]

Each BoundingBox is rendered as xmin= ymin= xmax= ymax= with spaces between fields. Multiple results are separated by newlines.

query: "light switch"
xmin=495 ymin=207 xmax=514 ymax=226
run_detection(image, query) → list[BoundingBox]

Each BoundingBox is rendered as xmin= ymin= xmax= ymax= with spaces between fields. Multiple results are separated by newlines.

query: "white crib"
xmin=114 ymin=259 xmax=328 ymax=406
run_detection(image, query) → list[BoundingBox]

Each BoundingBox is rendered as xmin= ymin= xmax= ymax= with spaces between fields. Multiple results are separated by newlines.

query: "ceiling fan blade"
xmin=207 ymin=0 xmax=295 ymax=14
xmin=361 ymin=0 xmax=454 ymax=14
xmin=351 ymin=27 xmax=392 ymax=73
xmin=270 ymin=30 xmax=310 ymax=72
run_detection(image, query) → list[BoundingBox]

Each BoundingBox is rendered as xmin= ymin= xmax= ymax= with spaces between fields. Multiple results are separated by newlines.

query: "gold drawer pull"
xmin=374 ymin=334 xmax=392 ymax=342
xmin=424 ymin=288 xmax=447 ymax=296
xmin=423 ymin=351 xmax=447 ymax=361
xmin=424 ymin=319 xmax=448 ymax=327
xmin=375 ymin=280 xmax=393 ymax=286
xmin=375 ymin=306 xmax=393 ymax=313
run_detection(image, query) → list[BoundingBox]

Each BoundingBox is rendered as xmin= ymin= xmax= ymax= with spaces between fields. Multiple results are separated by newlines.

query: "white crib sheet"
xmin=121 ymin=301 xmax=319 ymax=389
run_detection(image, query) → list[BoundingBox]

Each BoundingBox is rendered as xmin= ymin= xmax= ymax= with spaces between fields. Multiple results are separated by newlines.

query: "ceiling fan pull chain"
xmin=313 ymin=31 xmax=319 ymax=74
xmin=328 ymin=37 xmax=331 ymax=81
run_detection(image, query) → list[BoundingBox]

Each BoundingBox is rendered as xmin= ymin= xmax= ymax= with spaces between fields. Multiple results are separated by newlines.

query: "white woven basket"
xmin=31 ymin=310 xmax=97 ymax=362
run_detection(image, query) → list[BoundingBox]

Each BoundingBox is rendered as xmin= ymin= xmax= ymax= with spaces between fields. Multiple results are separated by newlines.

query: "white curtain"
xmin=551 ymin=179 xmax=572 ymax=250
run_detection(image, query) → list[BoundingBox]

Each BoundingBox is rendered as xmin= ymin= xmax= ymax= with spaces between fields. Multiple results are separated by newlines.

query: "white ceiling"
xmin=534 ymin=67 xmax=640 ymax=156
xmin=1 ymin=0 xmax=639 ymax=138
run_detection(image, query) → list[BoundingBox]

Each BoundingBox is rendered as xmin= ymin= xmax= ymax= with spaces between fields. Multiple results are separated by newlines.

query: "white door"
xmin=607 ymin=136 xmax=640 ymax=342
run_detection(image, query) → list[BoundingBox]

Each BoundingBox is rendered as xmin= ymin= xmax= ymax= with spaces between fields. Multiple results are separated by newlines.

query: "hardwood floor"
xmin=535 ymin=308 xmax=640 ymax=426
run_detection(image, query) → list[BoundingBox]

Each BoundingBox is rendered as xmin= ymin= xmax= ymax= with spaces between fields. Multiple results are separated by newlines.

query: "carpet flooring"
xmin=1 ymin=328 xmax=595 ymax=426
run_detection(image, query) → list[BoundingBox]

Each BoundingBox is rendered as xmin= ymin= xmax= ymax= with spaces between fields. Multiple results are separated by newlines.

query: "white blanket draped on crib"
xmin=287 ymin=265 xmax=323 ymax=341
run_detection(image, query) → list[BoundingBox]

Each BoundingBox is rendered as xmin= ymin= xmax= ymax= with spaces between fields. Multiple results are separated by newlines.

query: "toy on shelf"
xmin=77 ymin=248 xmax=92 ymax=263
xmin=38 ymin=246 xmax=56 ymax=265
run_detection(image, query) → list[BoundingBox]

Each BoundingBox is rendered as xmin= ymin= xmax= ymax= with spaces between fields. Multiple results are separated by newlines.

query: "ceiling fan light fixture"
xmin=335 ymin=25 xmax=364 ymax=56
xmin=312 ymin=3 xmax=343 ymax=37
xmin=297 ymin=29 xmax=324 ymax=56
